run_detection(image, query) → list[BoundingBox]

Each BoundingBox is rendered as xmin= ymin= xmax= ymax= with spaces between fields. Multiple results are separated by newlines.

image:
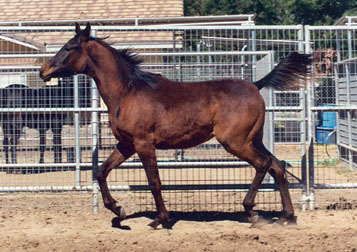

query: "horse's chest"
xmin=107 ymin=113 xmax=124 ymax=139
xmin=108 ymin=112 xmax=137 ymax=143
xmin=108 ymin=122 xmax=125 ymax=141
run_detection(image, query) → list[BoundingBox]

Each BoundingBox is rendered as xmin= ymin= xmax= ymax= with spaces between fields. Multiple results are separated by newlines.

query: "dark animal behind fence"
xmin=0 ymin=78 xmax=91 ymax=167
xmin=40 ymin=23 xmax=312 ymax=228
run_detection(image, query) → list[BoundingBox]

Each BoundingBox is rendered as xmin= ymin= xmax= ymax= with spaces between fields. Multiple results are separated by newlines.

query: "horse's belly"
xmin=155 ymin=129 xmax=214 ymax=149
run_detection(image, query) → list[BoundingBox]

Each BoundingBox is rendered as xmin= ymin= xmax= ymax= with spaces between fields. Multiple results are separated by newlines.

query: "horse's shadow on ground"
xmin=111 ymin=210 xmax=284 ymax=230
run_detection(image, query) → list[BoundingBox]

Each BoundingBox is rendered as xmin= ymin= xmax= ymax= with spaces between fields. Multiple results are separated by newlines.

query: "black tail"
xmin=254 ymin=52 xmax=312 ymax=90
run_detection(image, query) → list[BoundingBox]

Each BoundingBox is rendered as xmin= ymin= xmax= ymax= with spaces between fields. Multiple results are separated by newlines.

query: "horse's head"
xmin=40 ymin=23 xmax=92 ymax=82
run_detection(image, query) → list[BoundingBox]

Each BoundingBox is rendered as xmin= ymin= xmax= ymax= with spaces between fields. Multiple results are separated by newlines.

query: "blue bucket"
xmin=317 ymin=105 xmax=336 ymax=129
xmin=316 ymin=127 xmax=336 ymax=144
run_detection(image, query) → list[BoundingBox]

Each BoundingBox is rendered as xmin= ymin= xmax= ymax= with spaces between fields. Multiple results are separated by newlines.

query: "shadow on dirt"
xmin=111 ymin=210 xmax=284 ymax=230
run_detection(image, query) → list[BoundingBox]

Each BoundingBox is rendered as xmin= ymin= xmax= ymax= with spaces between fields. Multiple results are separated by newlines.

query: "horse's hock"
xmin=0 ymin=23 xmax=356 ymax=215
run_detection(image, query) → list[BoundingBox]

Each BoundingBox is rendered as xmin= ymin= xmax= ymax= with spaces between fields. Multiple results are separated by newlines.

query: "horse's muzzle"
xmin=39 ymin=62 xmax=52 ymax=82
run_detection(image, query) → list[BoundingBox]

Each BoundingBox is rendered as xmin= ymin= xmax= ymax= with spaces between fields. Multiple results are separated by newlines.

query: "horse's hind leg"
xmin=242 ymin=162 xmax=270 ymax=223
xmin=242 ymin=147 xmax=296 ymax=225
xmin=267 ymin=155 xmax=296 ymax=224
xmin=236 ymin=145 xmax=272 ymax=222
xmin=217 ymin=134 xmax=295 ymax=225
xmin=96 ymin=142 xmax=135 ymax=219
xmin=134 ymin=140 xmax=169 ymax=229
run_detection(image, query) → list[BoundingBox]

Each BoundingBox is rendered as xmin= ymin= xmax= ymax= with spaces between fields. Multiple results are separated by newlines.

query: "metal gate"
xmin=305 ymin=25 xmax=357 ymax=210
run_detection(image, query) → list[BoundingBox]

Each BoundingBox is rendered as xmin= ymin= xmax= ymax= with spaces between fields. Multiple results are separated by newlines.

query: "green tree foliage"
xmin=184 ymin=0 xmax=357 ymax=25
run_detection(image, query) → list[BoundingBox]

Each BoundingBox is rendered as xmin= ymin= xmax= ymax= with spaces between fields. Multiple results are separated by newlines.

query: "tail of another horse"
xmin=254 ymin=52 xmax=312 ymax=90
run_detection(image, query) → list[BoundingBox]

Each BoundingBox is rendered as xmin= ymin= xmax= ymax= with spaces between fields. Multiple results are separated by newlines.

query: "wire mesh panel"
xmin=306 ymin=26 xmax=357 ymax=210
xmin=0 ymin=26 xmax=96 ymax=212
xmin=0 ymin=24 xmax=308 ymax=214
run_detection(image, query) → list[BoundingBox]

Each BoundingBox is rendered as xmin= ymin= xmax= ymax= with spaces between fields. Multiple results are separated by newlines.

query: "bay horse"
xmin=40 ymin=23 xmax=312 ymax=228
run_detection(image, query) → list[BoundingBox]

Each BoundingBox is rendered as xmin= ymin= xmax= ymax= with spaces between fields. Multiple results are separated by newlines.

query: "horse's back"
xmin=155 ymin=78 xmax=265 ymax=119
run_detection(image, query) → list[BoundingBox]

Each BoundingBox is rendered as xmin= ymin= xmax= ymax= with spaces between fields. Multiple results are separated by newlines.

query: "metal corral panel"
xmin=338 ymin=76 xmax=357 ymax=104
xmin=336 ymin=59 xmax=357 ymax=167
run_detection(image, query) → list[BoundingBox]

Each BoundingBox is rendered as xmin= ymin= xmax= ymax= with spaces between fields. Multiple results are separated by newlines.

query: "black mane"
xmin=93 ymin=38 xmax=159 ymax=89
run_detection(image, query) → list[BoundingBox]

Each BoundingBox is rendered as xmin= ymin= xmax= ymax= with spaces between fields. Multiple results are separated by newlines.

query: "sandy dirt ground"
xmin=0 ymin=142 xmax=356 ymax=252
xmin=0 ymin=206 xmax=357 ymax=252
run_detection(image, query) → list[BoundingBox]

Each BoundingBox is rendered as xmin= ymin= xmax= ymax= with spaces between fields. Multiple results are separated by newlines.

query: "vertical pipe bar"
xmin=251 ymin=30 xmax=256 ymax=82
xmin=73 ymin=75 xmax=81 ymax=189
xmin=300 ymin=85 xmax=307 ymax=212
xmin=347 ymin=27 xmax=353 ymax=60
xmin=91 ymin=29 xmax=99 ymax=214
xmin=240 ymin=45 xmax=247 ymax=79
xmin=173 ymin=29 xmax=177 ymax=81
xmin=266 ymin=51 xmax=274 ymax=184
xmin=268 ymin=51 xmax=274 ymax=154
xmin=298 ymin=25 xmax=304 ymax=53
xmin=208 ymin=47 xmax=213 ymax=80
xmin=334 ymin=65 xmax=340 ymax=146
xmin=344 ymin=38 xmax=352 ymax=178
xmin=336 ymin=31 xmax=341 ymax=62
xmin=305 ymin=25 xmax=315 ymax=210
xmin=299 ymin=25 xmax=307 ymax=211
xmin=345 ymin=64 xmax=353 ymax=170
xmin=197 ymin=43 xmax=201 ymax=81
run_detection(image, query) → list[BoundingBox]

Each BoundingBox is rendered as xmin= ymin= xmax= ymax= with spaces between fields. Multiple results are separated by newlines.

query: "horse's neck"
xmin=89 ymin=45 xmax=129 ymax=112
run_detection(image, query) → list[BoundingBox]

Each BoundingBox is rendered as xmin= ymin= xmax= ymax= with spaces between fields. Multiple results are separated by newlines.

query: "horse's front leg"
xmin=97 ymin=142 xmax=135 ymax=219
xmin=3 ymin=136 xmax=10 ymax=164
xmin=135 ymin=139 xmax=169 ymax=229
xmin=52 ymin=126 xmax=62 ymax=164
xmin=10 ymin=136 xmax=19 ymax=165
xmin=39 ymin=128 xmax=46 ymax=164
xmin=9 ymin=136 xmax=20 ymax=173
xmin=51 ymin=119 xmax=63 ymax=164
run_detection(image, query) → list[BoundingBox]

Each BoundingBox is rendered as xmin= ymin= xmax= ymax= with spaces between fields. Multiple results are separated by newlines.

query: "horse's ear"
xmin=75 ymin=22 xmax=81 ymax=35
xmin=82 ymin=22 xmax=91 ymax=38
